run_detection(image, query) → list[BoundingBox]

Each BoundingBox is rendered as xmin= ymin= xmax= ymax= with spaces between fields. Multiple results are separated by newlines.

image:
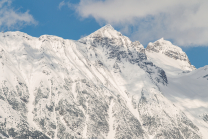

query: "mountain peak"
xmin=146 ymin=38 xmax=196 ymax=71
xmin=101 ymin=24 xmax=114 ymax=30
xmin=79 ymin=24 xmax=132 ymax=46
xmin=146 ymin=38 xmax=183 ymax=53
xmin=158 ymin=37 xmax=164 ymax=41
xmin=84 ymin=24 xmax=122 ymax=39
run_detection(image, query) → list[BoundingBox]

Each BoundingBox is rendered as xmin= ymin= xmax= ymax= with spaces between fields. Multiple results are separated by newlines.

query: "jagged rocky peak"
xmin=131 ymin=41 xmax=145 ymax=53
xmin=146 ymin=38 xmax=192 ymax=63
xmin=83 ymin=24 xmax=123 ymax=39
xmin=79 ymin=24 xmax=133 ymax=48
xmin=79 ymin=24 xmax=146 ymax=54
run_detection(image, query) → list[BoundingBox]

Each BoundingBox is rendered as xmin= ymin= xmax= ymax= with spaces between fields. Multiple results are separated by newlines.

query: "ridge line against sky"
xmin=65 ymin=0 xmax=208 ymax=47
xmin=0 ymin=0 xmax=207 ymax=68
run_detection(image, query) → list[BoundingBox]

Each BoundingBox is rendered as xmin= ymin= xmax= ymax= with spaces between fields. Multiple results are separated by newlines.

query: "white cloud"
xmin=59 ymin=1 xmax=75 ymax=10
xmin=0 ymin=0 xmax=37 ymax=30
xmin=58 ymin=1 xmax=66 ymax=9
xmin=72 ymin=0 xmax=208 ymax=46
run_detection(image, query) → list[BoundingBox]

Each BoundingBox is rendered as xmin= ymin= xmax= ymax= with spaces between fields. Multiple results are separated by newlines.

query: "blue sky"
xmin=1 ymin=0 xmax=208 ymax=68
xmin=11 ymin=0 xmax=101 ymax=40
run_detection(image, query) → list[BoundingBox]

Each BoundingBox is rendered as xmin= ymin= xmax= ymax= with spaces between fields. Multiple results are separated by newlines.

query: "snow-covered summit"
xmin=79 ymin=24 xmax=131 ymax=48
xmin=79 ymin=24 xmax=144 ymax=54
xmin=146 ymin=38 xmax=196 ymax=74
xmin=146 ymin=38 xmax=189 ymax=61
xmin=82 ymin=24 xmax=124 ymax=39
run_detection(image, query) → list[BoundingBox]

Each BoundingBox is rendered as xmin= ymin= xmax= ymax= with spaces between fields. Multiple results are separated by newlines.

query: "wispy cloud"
xmin=71 ymin=0 xmax=208 ymax=47
xmin=0 ymin=0 xmax=37 ymax=30
xmin=58 ymin=1 xmax=66 ymax=9
xmin=58 ymin=1 xmax=75 ymax=10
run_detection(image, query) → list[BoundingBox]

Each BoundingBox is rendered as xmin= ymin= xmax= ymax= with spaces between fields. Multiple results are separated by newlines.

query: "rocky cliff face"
xmin=0 ymin=25 xmax=207 ymax=139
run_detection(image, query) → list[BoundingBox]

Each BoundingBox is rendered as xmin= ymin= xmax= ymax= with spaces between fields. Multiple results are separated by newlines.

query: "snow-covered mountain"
xmin=145 ymin=38 xmax=208 ymax=138
xmin=146 ymin=38 xmax=196 ymax=75
xmin=0 ymin=25 xmax=207 ymax=139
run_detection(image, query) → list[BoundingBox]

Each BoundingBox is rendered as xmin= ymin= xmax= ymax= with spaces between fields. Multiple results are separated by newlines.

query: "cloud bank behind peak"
xmin=70 ymin=0 xmax=208 ymax=47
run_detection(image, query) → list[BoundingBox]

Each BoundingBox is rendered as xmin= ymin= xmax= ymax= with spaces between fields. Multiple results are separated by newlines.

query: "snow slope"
xmin=0 ymin=25 xmax=207 ymax=139
xmin=146 ymin=39 xmax=208 ymax=138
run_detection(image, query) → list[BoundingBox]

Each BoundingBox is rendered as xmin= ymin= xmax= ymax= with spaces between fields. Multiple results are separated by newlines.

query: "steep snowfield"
xmin=0 ymin=25 xmax=207 ymax=139
xmin=160 ymin=66 xmax=208 ymax=138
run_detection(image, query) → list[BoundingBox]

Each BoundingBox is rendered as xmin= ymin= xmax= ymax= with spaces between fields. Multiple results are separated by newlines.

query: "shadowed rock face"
xmin=0 ymin=26 xmax=204 ymax=139
xmin=203 ymin=114 xmax=208 ymax=124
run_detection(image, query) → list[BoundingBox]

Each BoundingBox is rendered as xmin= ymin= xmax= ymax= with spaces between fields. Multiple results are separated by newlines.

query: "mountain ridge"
xmin=0 ymin=25 xmax=207 ymax=139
